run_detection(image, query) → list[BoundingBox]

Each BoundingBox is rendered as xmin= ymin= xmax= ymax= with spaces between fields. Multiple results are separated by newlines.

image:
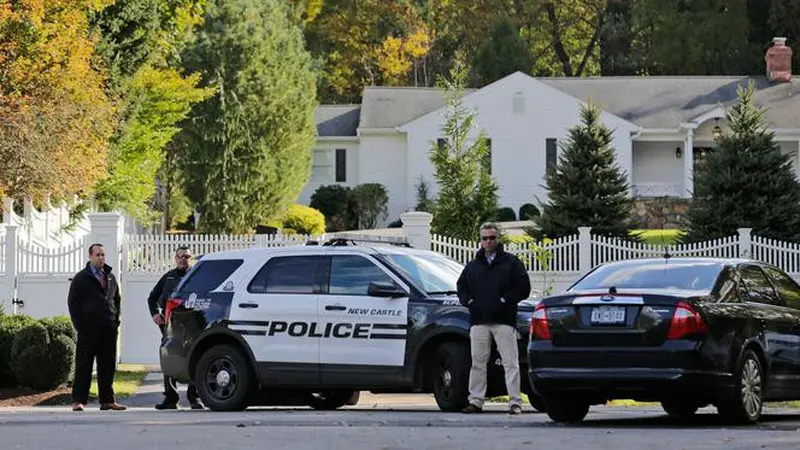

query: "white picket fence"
xmin=431 ymin=227 xmax=800 ymax=280
xmin=2 ymin=196 xmax=92 ymax=249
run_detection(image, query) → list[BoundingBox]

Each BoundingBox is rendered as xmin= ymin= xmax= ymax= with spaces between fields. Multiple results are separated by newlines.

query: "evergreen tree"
xmin=682 ymin=83 xmax=800 ymax=243
xmin=533 ymin=102 xmax=634 ymax=240
xmin=176 ymin=0 xmax=318 ymax=234
xmin=472 ymin=17 xmax=533 ymax=86
xmin=429 ymin=57 xmax=498 ymax=241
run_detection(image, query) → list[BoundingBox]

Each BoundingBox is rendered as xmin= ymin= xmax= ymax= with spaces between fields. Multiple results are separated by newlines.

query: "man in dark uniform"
xmin=67 ymin=243 xmax=127 ymax=412
xmin=148 ymin=246 xmax=204 ymax=410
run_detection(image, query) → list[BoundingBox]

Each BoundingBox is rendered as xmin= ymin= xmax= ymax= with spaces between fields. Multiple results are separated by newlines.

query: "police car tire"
xmin=432 ymin=342 xmax=470 ymax=412
xmin=306 ymin=390 xmax=357 ymax=410
xmin=194 ymin=344 xmax=254 ymax=412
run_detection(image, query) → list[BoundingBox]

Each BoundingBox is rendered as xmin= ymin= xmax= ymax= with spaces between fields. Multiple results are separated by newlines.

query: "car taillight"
xmin=667 ymin=301 xmax=708 ymax=340
xmin=530 ymin=303 xmax=550 ymax=340
xmin=164 ymin=297 xmax=184 ymax=325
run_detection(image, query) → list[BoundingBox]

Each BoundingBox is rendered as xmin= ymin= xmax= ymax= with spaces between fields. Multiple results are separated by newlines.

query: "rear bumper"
xmin=527 ymin=341 xmax=735 ymax=401
xmin=159 ymin=338 xmax=191 ymax=383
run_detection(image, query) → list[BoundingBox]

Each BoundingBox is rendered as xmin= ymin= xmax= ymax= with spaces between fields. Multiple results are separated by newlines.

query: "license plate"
xmin=590 ymin=306 xmax=626 ymax=324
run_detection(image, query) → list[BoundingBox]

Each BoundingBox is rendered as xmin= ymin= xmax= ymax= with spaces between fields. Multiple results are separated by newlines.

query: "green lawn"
xmin=507 ymin=229 xmax=684 ymax=246
xmin=88 ymin=370 xmax=147 ymax=399
xmin=630 ymin=229 xmax=683 ymax=246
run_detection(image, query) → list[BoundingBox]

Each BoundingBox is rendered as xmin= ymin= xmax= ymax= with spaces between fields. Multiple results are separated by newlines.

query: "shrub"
xmin=0 ymin=314 xmax=37 ymax=387
xmin=11 ymin=321 xmax=75 ymax=390
xmin=280 ymin=204 xmax=326 ymax=235
xmin=519 ymin=203 xmax=540 ymax=220
xmin=349 ymin=183 xmax=389 ymax=229
xmin=39 ymin=316 xmax=77 ymax=343
xmin=387 ymin=218 xmax=403 ymax=228
xmin=310 ymin=185 xmax=352 ymax=231
xmin=494 ymin=207 xmax=516 ymax=222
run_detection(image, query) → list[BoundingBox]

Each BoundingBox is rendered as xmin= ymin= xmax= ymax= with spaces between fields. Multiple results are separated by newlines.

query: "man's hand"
xmin=152 ymin=313 xmax=164 ymax=326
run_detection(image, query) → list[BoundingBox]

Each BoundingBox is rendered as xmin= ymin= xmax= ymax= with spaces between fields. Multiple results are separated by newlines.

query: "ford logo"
xmin=600 ymin=295 xmax=614 ymax=302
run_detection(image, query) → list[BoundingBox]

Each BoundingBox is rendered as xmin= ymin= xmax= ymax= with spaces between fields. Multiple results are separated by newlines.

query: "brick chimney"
xmin=766 ymin=37 xmax=792 ymax=82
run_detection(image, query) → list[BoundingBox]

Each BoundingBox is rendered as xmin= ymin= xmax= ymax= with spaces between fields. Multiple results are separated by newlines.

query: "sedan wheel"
xmin=717 ymin=349 xmax=763 ymax=424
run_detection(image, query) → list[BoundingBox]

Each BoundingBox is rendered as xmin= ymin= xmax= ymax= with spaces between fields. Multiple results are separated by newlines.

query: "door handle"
xmin=325 ymin=305 xmax=346 ymax=311
xmin=238 ymin=303 xmax=259 ymax=308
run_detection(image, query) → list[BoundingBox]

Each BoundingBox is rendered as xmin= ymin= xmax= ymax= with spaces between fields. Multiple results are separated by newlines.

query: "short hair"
xmin=88 ymin=243 xmax=104 ymax=256
xmin=480 ymin=222 xmax=501 ymax=234
xmin=175 ymin=246 xmax=191 ymax=257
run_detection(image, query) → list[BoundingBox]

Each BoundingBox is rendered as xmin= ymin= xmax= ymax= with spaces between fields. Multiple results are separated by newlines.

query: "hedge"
xmin=0 ymin=314 xmax=76 ymax=390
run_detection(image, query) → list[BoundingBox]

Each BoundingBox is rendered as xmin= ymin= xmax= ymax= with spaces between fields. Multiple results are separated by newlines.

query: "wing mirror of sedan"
xmin=367 ymin=282 xmax=407 ymax=298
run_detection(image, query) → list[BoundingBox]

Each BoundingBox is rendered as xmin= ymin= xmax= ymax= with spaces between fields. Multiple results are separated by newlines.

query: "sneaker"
xmin=461 ymin=404 xmax=483 ymax=414
xmin=100 ymin=403 xmax=127 ymax=411
xmin=155 ymin=402 xmax=178 ymax=410
xmin=509 ymin=404 xmax=523 ymax=415
xmin=190 ymin=401 xmax=205 ymax=410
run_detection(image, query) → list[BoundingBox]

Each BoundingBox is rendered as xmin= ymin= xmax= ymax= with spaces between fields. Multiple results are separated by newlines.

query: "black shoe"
xmin=190 ymin=401 xmax=204 ymax=410
xmin=155 ymin=402 xmax=178 ymax=410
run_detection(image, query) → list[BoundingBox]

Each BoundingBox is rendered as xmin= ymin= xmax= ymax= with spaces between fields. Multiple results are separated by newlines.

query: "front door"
xmin=318 ymin=253 xmax=409 ymax=385
xmin=230 ymin=254 xmax=325 ymax=386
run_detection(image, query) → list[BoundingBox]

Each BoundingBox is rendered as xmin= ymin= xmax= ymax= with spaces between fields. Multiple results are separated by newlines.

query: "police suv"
xmin=160 ymin=238 xmax=544 ymax=412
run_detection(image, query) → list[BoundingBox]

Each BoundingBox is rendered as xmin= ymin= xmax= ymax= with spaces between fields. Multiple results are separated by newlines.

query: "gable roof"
xmin=314 ymin=105 xmax=360 ymax=136
xmin=313 ymin=75 xmax=800 ymax=135
xmin=358 ymin=86 xmax=476 ymax=129
xmin=540 ymin=76 xmax=800 ymax=129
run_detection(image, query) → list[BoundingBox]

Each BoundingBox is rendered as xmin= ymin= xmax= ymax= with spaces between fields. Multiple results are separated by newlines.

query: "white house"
xmin=300 ymin=38 xmax=800 ymax=229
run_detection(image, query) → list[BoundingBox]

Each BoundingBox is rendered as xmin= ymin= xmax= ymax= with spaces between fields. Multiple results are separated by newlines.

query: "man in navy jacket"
xmin=457 ymin=223 xmax=531 ymax=415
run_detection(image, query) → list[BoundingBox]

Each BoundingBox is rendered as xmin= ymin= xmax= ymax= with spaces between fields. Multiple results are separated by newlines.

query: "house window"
xmin=484 ymin=138 xmax=492 ymax=174
xmin=335 ymin=148 xmax=346 ymax=182
xmin=312 ymin=150 xmax=333 ymax=181
xmin=546 ymin=138 xmax=558 ymax=172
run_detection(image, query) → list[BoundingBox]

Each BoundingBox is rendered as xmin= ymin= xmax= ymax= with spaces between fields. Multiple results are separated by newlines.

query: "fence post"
xmin=4 ymin=225 xmax=17 ymax=314
xmin=2 ymin=198 xmax=12 ymax=224
xmin=401 ymin=211 xmax=433 ymax=250
xmin=738 ymin=228 xmax=753 ymax=259
xmin=88 ymin=212 xmax=125 ymax=275
xmin=578 ymin=226 xmax=592 ymax=274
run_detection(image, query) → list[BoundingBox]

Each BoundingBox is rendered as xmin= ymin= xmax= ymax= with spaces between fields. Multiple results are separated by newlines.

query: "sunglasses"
xmin=480 ymin=235 xmax=497 ymax=241
xmin=177 ymin=254 xmax=193 ymax=260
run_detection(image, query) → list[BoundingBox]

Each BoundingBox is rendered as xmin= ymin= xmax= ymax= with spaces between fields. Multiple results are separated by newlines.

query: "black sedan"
xmin=527 ymin=257 xmax=800 ymax=424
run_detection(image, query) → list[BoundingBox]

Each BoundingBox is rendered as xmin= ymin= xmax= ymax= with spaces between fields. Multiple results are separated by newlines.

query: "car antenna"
xmin=659 ymin=227 xmax=671 ymax=262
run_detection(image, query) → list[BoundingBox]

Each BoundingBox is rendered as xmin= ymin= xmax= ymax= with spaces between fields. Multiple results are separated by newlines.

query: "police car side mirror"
xmin=367 ymin=282 xmax=406 ymax=298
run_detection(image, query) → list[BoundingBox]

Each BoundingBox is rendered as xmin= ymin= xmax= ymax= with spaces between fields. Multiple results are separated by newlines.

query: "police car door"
xmin=318 ymin=252 xmax=409 ymax=383
xmin=229 ymin=254 xmax=324 ymax=386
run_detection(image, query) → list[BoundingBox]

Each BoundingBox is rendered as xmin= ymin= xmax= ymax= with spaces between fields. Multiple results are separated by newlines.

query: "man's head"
xmin=88 ymin=243 xmax=105 ymax=269
xmin=479 ymin=222 xmax=501 ymax=254
xmin=175 ymin=246 xmax=193 ymax=270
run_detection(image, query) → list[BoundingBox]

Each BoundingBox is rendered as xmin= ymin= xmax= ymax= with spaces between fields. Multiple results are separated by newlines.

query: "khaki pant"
xmin=467 ymin=323 xmax=522 ymax=408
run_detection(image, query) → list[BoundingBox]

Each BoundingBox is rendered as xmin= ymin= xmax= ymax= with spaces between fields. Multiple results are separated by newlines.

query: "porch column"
xmin=684 ymin=128 xmax=694 ymax=198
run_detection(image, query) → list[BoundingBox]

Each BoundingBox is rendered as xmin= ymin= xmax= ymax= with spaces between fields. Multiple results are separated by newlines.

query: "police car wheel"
xmin=306 ymin=390 xmax=356 ymax=410
xmin=194 ymin=344 xmax=253 ymax=411
xmin=431 ymin=342 xmax=470 ymax=412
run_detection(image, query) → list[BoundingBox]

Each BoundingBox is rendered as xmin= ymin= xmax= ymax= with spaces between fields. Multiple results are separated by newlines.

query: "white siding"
xmin=632 ymin=141 xmax=684 ymax=196
xmin=357 ymin=133 xmax=408 ymax=225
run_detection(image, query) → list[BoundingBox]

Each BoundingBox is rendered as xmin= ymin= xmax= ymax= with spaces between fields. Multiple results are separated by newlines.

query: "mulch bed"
xmin=0 ymin=385 xmax=79 ymax=407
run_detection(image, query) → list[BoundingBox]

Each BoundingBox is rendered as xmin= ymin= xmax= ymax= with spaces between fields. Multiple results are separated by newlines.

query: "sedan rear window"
xmin=569 ymin=260 xmax=724 ymax=292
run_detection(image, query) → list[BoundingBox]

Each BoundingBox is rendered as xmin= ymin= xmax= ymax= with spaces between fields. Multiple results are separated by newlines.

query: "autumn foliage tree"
xmin=0 ymin=0 xmax=116 ymax=202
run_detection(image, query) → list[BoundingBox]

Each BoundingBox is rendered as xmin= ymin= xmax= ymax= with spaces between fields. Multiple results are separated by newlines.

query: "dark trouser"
xmin=159 ymin=325 xmax=198 ymax=405
xmin=72 ymin=327 xmax=118 ymax=404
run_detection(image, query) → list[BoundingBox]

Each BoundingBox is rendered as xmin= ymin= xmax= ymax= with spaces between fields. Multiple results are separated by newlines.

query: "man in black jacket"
xmin=67 ymin=243 xmax=127 ymax=412
xmin=147 ymin=246 xmax=203 ymax=410
xmin=457 ymin=223 xmax=531 ymax=415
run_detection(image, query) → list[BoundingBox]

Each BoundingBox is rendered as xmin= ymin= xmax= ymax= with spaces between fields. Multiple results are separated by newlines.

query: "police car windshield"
xmin=383 ymin=253 xmax=462 ymax=295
